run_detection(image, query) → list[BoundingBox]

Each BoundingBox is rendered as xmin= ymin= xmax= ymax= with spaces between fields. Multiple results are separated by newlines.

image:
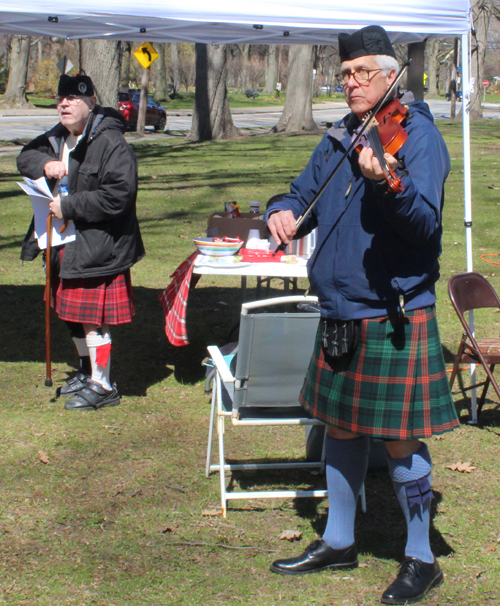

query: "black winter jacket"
xmin=17 ymin=106 xmax=145 ymax=279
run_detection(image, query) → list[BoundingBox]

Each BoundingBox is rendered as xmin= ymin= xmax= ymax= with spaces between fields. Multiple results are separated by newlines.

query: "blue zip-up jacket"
xmin=265 ymin=99 xmax=450 ymax=320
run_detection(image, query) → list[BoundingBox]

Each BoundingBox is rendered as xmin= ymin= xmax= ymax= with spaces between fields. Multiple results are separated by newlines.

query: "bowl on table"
xmin=193 ymin=237 xmax=244 ymax=257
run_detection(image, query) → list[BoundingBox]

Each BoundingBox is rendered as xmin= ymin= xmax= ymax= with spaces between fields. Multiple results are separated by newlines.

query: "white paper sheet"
xmin=17 ymin=176 xmax=76 ymax=249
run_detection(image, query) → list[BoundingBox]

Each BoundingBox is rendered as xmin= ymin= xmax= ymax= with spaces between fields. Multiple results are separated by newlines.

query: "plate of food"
xmin=195 ymin=254 xmax=251 ymax=268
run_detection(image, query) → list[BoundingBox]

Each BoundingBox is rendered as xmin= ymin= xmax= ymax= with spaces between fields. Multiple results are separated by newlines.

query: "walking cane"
xmin=45 ymin=211 xmax=53 ymax=387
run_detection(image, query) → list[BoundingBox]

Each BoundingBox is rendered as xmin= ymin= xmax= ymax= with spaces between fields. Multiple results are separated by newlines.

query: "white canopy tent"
xmin=0 ymin=1 xmax=470 ymax=44
xmin=0 ymin=0 xmax=478 ymax=417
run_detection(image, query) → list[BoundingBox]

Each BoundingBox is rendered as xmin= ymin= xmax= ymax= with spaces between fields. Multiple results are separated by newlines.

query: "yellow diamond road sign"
xmin=134 ymin=42 xmax=159 ymax=69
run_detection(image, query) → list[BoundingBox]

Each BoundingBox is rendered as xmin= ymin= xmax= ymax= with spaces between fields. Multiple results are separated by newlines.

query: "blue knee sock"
xmin=387 ymin=442 xmax=434 ymax=563
xmin=322 ymin=434 xmax=370 ymax=550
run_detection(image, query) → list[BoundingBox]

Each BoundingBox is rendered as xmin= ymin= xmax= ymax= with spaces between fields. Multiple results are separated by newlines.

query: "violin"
xmin=355 ymin=97 xmax=408 ymax=194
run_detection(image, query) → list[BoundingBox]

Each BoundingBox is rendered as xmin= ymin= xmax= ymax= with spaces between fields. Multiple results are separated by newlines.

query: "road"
xmin=1 ymin=100 xmax=499 ymax=142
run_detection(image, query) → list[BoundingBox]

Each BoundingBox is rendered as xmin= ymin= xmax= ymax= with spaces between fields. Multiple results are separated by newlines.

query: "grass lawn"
xmin=0 ymin=121 xmax=499 ymax=605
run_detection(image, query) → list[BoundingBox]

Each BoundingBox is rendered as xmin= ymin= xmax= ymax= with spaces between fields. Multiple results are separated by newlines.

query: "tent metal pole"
xmin=461 ymin=33 xmax=473 ymax=273
xmin=461 ymin=30 xmax=477 ymax=424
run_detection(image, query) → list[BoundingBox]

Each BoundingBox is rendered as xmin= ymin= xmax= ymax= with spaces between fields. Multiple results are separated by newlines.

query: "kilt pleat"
xmin=299 ymin=306 xmax=459 ymax=440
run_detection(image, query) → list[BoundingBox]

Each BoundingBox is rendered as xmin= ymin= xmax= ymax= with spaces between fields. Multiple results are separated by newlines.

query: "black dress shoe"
xmin=64 ymin=381 xmax=120 ymax=411
xmin=270 ymin=540 xmax=358 ymax=575
xmin=56 ymin=370 xmax=90 ymax=398
xmin=381 ymin=557 xmax=444 ymax=604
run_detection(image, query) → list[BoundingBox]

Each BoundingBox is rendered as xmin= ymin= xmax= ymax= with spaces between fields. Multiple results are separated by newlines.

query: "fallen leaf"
xmin=433 ymin=435 xmax=444 ymax=441
xmin=445 ymin=460 xmax=476 ymax=473
xmin=160 ymin=526 xmax=175 ymax=534
xmin=178 ymin=235 xmax=187 ymax=239
xmin=202 ymin=508 xmax=220 ymax=517
xmin=278 ymin=529 xmax=302 ymax=541
xmin=38 ymin=450 xmax=50 ymax=464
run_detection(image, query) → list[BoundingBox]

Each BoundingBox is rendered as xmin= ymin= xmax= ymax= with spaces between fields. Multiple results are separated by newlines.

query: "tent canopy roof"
xmin=0 ymin=0 xmax=471 ymax=44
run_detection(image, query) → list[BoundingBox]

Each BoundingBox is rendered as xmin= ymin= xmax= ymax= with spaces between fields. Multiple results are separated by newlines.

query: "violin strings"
xmin=366 ymin=127 xmax=391 ymax=179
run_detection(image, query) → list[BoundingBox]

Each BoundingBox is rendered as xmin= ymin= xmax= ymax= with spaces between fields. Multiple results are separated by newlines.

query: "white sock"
xmin=86 ymin=330 xmax=112 ymax=391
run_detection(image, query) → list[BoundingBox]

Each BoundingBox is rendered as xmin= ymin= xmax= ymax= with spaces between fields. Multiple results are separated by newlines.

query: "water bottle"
xmin=58 ymin=175 xmax=69 ymax=197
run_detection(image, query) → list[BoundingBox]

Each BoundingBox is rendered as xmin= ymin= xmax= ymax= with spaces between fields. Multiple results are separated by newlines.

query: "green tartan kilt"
xmin=300 ymin=306 xmax=459 ymax=440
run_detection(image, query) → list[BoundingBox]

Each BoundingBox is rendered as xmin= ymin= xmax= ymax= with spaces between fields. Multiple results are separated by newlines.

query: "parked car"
xmin=118 ymin=90 xmax=167 ymax=131
xmin=319 ymin=84 xmax=344 ymax=95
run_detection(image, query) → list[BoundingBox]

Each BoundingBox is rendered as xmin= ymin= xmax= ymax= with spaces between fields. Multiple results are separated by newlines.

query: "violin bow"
xmin=45 ymin=211 xmax=53 ymax=387
xmin=273 ymin=59 xmax=411 ymax=255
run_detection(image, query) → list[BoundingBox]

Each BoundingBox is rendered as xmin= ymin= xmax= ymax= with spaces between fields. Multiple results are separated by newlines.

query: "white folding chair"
xmin=205 ymin=295 xmax=366 ymax=517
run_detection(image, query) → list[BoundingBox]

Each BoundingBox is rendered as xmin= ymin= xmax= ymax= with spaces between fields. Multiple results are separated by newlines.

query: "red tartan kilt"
xmin=54 ymin=271 xmax=135 ymax=325
xmin=48 ymin=249 xmax=135 ymax=325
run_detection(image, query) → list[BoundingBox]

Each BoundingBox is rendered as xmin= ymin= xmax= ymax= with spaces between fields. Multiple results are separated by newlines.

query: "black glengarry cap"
xmin=338 ymin=25 xmax=396 ymax=63
xmin=57 ymin=74 xmax=94 ymax=97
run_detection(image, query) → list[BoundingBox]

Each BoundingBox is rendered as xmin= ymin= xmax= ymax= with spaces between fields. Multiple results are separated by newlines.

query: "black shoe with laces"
xmin=270 ymin=540 xmax=358 ymax=575
xmin=381 ymin=557 xmax=444 ymax=604
xmin=55 ymin=369 xmax=90 ymax=398
xmin=64 ymin=381 xmax=120 ymax=411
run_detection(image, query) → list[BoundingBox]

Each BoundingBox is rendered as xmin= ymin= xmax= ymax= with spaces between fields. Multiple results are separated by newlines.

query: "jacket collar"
xmin=326 ymin=112 xmax=361 ymax=149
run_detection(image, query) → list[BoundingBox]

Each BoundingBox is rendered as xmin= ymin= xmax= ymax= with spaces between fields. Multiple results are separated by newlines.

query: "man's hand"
xmin=358 ymin=146 xmax=398 ymax=182
xmin=44 ymin=161 xmax=67 ymax=180
xmin=267 ymin=209 xmax=297 ymax=246
xmin=49 ymin=196 xmax=63 ymax=219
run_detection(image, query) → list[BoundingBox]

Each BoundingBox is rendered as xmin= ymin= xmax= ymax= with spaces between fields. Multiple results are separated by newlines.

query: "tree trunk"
xmin=1 ymin=35 xmax=33 ymax=107
xmin=155 ymin=43 xmax=170 ymax=102
xmin=170 ymin=43 xmax=181 ymax=95
xmin=273 ymin=45 xmax=317 ymax=133
xmin=81 ymin=39 xmax=121 ymax=109
xmin=187 ymin=44 xmax=240 ymax=142
xmin=407 ymin=41 xmax=426 ymax=101
xmin=469 ymin=0 xmax=492 ymax=119
xmin=425 ymin=39 xmax=440 ymax=98
xmin=263 ymin=45 xmax=278 ymax=94
xmin=238 ymin=44 xmax=251 ymax=92
xmin=120 ymin=42 xmax=132 ymax=88
xmin=137 ymin=67 xmax=150 ymax=136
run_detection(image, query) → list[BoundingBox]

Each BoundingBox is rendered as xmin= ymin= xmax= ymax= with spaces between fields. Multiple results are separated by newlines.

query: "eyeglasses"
xmin=340 ymin=68 xmax=383 ymax=86
xmin=55 ymin=95 xmax=85 ymax=106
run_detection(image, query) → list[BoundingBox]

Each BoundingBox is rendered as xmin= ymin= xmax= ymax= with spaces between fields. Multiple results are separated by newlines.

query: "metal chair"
xmin=448 ymin=272 xmax=500 ymax=416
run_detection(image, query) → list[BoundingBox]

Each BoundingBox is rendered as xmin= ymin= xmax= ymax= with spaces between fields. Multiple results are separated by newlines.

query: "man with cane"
xmin=18 ymin=74 xmax=144 ymax=410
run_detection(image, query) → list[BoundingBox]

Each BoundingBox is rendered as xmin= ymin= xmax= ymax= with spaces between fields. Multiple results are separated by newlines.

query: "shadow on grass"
xmin=222 ymin=463 xmax=453 ymax=561
xmin=0 ymin=282 xmax=247 ymax=394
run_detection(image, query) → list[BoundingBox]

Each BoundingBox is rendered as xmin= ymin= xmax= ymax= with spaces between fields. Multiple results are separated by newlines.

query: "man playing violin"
xmin=266 ymin=25 xmax=458 ymax=604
